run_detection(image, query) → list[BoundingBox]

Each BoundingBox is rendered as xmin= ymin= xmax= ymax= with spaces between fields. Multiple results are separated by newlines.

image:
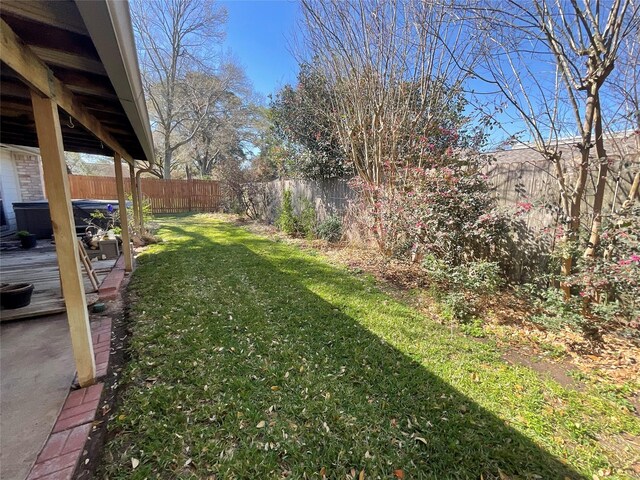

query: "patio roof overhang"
xmin=0 ymin=0 xmax=154 ymax=164
xmin=0 ymin=0 xmax=152 ymax=387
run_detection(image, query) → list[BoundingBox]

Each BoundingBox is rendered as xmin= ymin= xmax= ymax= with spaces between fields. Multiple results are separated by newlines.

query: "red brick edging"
xmin=26 ymin=318 xmax=112 ymax=480
xmin=98 ymin=256 xmax=126 ymax=301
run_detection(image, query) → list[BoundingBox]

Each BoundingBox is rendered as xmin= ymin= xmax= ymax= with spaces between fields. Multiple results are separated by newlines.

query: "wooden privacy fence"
xmin=252 ymin=178 xmax=355 ymax=224
xmin=68 ymin=175 xmax=222 ymax=214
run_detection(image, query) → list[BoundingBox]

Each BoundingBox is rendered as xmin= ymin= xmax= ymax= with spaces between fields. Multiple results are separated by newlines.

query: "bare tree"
xmin=131 ymin=0 xmax=227 ymax=179
xmin=180 ymin=65 xmax=256 ymax=177
xmin=299 ymin=0 xmax=477 ymax=186
xmin=298 ymin=0 xmax=481 ymax=250
xmin=469 ymin=0 xmax=639 ymax=294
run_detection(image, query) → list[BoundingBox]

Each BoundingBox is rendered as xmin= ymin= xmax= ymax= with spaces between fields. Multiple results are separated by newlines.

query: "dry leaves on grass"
xmin=238 ymin=217 xmax=640 ymax=391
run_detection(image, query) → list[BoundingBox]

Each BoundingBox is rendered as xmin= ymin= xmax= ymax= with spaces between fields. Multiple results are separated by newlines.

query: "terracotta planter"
xmin=1 ymin=283 xmax=35 ymax=309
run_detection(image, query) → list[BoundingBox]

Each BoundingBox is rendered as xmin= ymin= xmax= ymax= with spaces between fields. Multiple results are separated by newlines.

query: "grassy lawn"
xmin=101 ymin=214 xmax=639 ymax=479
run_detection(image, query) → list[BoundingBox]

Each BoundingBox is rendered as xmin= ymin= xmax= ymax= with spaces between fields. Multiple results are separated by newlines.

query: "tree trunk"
xmin=163 ymin=147 xmax=172 ymax=180
xmin=584 ymin=94 xmax=609 ymax=258
xmin=560 ymin=81 xmax=598 ymax=297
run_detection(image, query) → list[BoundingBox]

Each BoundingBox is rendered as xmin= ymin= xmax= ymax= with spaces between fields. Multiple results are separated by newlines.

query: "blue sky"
xmin=220 ymin=0 xmax=300 ymax=101
xmin=217 ymin=0 xmax=528 ymax=146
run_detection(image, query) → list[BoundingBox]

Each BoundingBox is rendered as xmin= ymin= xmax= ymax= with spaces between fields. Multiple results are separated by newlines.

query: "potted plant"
xmin=17 ymin=230 xmax=37 ymax=249
xmin=0 ymin=283 xmax=35 ymax=309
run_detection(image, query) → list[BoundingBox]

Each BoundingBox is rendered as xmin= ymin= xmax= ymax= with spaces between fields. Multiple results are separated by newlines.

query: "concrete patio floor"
xmin=0 ymin=313 xmax=74 ymax=480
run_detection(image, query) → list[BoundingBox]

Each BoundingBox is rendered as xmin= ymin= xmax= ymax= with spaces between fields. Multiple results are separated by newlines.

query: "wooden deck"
xmin=0 ymin=245 xmax=117 ymax=322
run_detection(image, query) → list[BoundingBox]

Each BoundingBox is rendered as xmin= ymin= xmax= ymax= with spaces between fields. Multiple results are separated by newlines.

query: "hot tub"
xmin=12 ymin=200 xmax=123 ymax=239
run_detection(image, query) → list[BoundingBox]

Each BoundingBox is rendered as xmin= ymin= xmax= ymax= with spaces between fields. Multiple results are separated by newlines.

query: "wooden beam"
xmin=30 ymin=46 xmax=107 ymax=76
xmin=114 ymin=153 xmax=133 ymax=272
xmin=0 ymin=18 xmax=133 ymax=163
xmin=0 ymin=0 xmax=88 ymax=36
xmin=31 ymin=90 xmax=96 ymax=387
xmin=129 ymin=163 xmax=141 ymax=231
xmin=0 ymin=78 xmax=31 ymax=98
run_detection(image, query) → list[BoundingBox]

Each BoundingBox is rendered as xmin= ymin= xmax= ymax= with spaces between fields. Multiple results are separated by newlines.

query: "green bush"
xmin=465 ymin=261 xmax=504 ymax=294
xmin=422 ymin=256 xmax=503 ymax=294
xmin=422 ymin=255 xmax=451 ymax=285
xmin=527 ymin=286 xmax=585 ymax=333
xmin=300 ymin=198 xmax=317 ymax=239
xmin=441 ymin=292 xmax=476 ymax=323
xmin=276 ymin=189 xmax=299 ymax=235
xmin=522 ymin=284 xmax=637 ymax=339
xmin=316 ymin=215 xmax=343 ymax=242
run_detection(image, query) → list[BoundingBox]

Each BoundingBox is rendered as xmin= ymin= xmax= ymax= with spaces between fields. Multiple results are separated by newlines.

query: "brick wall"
xmin=13 ymin=153 xmax=44 ymax=201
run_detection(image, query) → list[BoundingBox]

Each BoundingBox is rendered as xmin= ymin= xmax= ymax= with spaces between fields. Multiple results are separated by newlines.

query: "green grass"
xmin=101 ymin=215 xmax=640 ymax=479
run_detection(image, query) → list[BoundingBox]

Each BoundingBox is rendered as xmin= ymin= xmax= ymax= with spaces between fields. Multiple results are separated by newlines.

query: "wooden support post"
xmin=114 ymin=153 xmax=133 ymax=272
xmin=129 ymin=163 xmax=140 ymax=231
xmin=31 ymin=91 xmax=96 ymax=387
xmin=136 ymin=173 xmax=145 ymax=232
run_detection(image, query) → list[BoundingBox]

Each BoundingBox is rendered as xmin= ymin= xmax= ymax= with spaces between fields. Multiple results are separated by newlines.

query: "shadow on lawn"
xmin=131 ymin=222 xmax=584 ymax=479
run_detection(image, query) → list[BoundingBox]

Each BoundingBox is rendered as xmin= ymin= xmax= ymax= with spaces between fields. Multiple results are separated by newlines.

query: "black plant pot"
xmin=19 ymin=234 xmax=37 ymax=249
xmin=1 ymin=283 xmax=35 ymax=309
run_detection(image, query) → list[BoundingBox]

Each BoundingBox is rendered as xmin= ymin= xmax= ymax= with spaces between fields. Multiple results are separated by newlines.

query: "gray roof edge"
xmin=74 ymin=0 xmax=155 ymax=165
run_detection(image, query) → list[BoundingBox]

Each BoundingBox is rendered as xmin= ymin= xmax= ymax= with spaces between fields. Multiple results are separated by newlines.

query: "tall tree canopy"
xmin=299 ymin=0 xmax=479 ymax=188
xmin=132 ymin=0 xmax=228 ymax=179
xmin=270 ymin=64 xmax=350 ymax=179
xmin=179 ymin=66 xmax=256 ymax=178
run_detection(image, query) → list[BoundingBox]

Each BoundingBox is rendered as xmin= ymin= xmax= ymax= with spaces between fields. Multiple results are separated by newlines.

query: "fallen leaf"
xmin=393 ymin=469 xmax=405 ymax=479
xmin=415 ymin=437 xmax=428 ymax=445
xmin=320 ymin=466 xmax=326 ymax=478
xmin=256 ymin=420 xmax=266 ymax=428
xmin=131 ymin=458 xmax=140 ymax=469
xmin=271 ymin=386 xmax=280 ymax=391
xmin=359 ymin=469 xmax=365 ymax=480
xmin=498 ymin=469 xmax=511 ymax=480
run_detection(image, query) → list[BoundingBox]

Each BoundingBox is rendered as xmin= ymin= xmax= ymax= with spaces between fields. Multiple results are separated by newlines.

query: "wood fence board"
xmin=69 ymin=175 xmax=222 ymax=214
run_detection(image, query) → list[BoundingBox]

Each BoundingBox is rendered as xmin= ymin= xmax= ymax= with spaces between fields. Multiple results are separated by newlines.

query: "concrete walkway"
xmin=0 ymin=314 xmax=74 ymax=480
